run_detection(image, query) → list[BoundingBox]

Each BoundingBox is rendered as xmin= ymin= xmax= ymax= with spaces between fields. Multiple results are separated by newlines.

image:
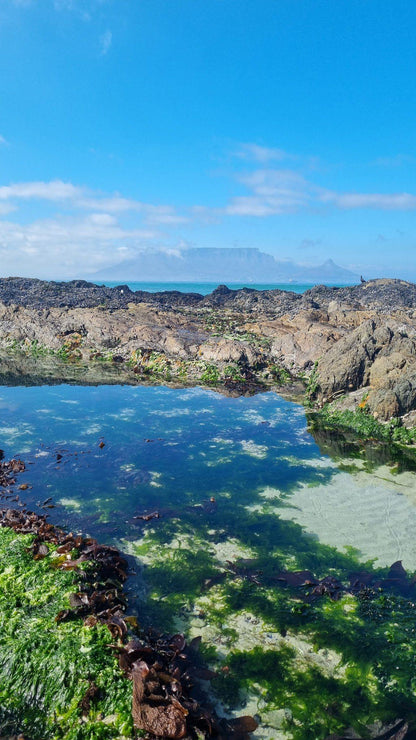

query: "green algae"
xmin=309 ymin=406 xmax=416 ymax=448
xmin=308 ymin=410 xmax=416 ymax=476
xmin=0 ymin=527 xmax=133 ymax=740
xmin=126 ymin=488 xmax=416 ymax=738
xmin=3 ymin=384 xmax=416 ymax=738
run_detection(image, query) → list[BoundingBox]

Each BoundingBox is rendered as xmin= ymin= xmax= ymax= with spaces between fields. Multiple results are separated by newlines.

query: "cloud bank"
xmin=0 ymin=142 xmax=415 ymax=278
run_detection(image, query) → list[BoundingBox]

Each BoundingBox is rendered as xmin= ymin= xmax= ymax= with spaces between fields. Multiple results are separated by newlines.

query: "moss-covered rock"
xmin=0 ymin=527 xmax=133 ymax=739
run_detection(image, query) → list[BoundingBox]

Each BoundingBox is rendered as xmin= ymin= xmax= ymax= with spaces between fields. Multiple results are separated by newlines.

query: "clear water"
xmin=0 ymin=385 xmax=331 ymax=537
xmin=100 ymin=280 xmax=348 ymax=295
xmin=2 ymin=383 xmax=416 ymax=737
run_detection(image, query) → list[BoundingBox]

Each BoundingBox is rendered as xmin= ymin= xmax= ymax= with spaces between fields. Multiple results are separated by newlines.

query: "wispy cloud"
xmin=235 ymin=143 xmax=293 ymax=164
xmin=226 ymin=169 xmax=313 ymax=216
xmin=77 ymin=196 xmax=188 ymax=224
xmin=372 ymin=154 xmax=416 ymax=168
xmin=224 ymin=164 xmax=416 ymax=217
xmin=299 ymin=238 xmax=321 ymax=249
xmin=52 ymin=0 xmax=95 ymax=17
xmin=0 ymin=180 xmax=188 ymax=224
xmin=0 ymin=135 xmax=9 ymax=146
xmin=233 ymin=142 xmax=321 ymax=171
xmin=0 ymin=180 xmax=84 ymax=201
xmin=99 ymin=29 xmax=112 ymax=56
xmin=320 ymin=190 xmax=416 ymax=210
xmin=0 ymin=203 xmax=16 ymax=216
xmin=12 ymin=0 xmax=107 ymax=19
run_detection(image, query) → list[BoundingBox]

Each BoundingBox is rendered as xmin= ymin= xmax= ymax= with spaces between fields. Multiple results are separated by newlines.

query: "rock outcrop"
xmin=0 ymin=276 xmax=415 ymax=422
xmin=315 ymin=319 xmax=416 ymax=419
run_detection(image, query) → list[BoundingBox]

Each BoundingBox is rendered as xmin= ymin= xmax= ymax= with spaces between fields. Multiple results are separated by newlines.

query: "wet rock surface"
xmin=0 ymin=277 xmax=416 ymax=421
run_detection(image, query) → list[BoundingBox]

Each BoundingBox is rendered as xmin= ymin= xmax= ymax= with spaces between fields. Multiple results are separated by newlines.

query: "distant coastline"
xmin=100 ymin=280 xmax=355 ymax=295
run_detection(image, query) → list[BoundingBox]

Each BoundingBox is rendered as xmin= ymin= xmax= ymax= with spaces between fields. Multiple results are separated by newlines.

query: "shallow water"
xmin=1 ymin=384 xmax=415 ymax=568
xmin=2 ymin=384 xmax=416 ymax=738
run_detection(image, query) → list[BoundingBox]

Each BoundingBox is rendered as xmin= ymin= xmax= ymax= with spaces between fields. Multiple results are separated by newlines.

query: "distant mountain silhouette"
xmin=93 ymin=248 xmax=359 ymax=284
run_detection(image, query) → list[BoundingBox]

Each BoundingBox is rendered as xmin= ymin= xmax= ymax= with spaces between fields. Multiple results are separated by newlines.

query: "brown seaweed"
xmin=78 ymin=681 xmax=101 ymax=715
xmin=0 ymin=457 xmax=25 ymax=488
xmin=117 ymin=629 xmax=257 ymax=738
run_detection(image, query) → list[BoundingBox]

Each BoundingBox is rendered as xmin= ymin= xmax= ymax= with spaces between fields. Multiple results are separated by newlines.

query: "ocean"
xmin=100 ymin=280 xmax=350 ymax=295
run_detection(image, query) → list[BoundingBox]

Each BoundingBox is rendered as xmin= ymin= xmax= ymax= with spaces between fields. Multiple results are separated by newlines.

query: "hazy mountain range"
xmin=94 ymin=248 xmax=360 ymax=284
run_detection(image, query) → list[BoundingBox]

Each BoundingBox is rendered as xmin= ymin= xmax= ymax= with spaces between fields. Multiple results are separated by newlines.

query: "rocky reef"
xmin=0 ymin=276 xmax=415 ymax=425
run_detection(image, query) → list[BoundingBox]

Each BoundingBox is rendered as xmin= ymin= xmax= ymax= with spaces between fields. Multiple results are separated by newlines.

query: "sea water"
xmin=1 ymin=383 xmax=416 ymax=737
xmin=100 ymin=281 xmax=346 ymax=295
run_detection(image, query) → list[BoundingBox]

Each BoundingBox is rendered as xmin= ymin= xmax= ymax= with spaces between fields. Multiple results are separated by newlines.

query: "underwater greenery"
xmin=2 ymin=384 xmax=416 ymax=738
xmin=4 ymin=508 xmax=416 ymax=739
xmin=129 ymin=482 xmax=416 ymax=739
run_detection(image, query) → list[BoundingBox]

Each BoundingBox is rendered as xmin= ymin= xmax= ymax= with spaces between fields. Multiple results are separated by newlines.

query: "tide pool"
xmin=1 ymin=383 xmax=416 ymax=738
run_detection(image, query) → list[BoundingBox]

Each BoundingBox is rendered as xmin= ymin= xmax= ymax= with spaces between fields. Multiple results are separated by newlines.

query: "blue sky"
xmin=0 ymin=0 xmax=415 ymax=279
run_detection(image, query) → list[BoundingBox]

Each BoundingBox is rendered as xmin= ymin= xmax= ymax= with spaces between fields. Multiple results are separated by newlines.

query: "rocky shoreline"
xmin=0 ymin=276 xmax=415 ymax=426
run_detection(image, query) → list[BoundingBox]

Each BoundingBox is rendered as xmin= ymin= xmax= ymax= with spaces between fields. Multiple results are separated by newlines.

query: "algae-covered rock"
xmin=0 ymin=525 xmax=133 ymax=739
xmin=1 ymin=276 xmax=416 ymax=420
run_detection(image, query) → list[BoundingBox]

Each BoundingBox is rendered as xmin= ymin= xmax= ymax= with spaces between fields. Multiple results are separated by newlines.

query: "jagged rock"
xmin=316 ymin=318 xmax=416 ymax=419
xmin=314 ymin=320 xmax=379 ymax=395
xmin=270 ymin=312 xmax=344 ymax=372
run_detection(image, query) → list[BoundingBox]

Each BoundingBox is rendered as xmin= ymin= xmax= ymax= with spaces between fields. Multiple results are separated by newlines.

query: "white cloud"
xmin=99 ymin=29 xmax=112 ymax=56
xmin=0 ymin=180 xmax=84 ymax=201
xmin=0 ymin=180 xmax=188 ymax=224
xmin=144 ymin=204 xmax=188 ymax=225
xmin=0 ymin=203 xmax=16 ymax=216
xmin=0 ymin=134 xmax=9 ymax=146
xmin=320 ymin=190 xmax=416 ymax=210
xmin=77 ymin=195 xmax=142 ymax=212
xmin=235 ymin=143 xmax=292 ymax=164
xmin=224 ymin=165 xmax=416 ymax=216
xmin=226 ymin=169 xmax=312 ymax=216
xmin=226 ymin=196 xmax=283 ymax=217
xmin=87 ymin=212 xmax=117 ymax=225
xmin=0 ymin=214 xmax=157 ymax=277
xmin=77 ymin=195 xmax=188 ymax=223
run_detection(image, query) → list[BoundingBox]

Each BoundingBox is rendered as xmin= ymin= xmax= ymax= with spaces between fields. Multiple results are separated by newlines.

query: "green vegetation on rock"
xmin=0 ymin=527 xmax=133 ymax=740
xmin=308 ymin=405 xmax=416 ymax=447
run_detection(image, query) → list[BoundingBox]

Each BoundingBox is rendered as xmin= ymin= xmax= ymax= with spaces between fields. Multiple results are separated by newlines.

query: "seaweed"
xmin=0 ymin=494 xmax=257 ymax=739
xmin=0 ymin=525 xmax=133 ymax=739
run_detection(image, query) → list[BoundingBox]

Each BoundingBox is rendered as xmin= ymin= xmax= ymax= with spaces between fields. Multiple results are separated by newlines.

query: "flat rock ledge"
xmin=0 ymin=276 xmax=416 ymax=424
